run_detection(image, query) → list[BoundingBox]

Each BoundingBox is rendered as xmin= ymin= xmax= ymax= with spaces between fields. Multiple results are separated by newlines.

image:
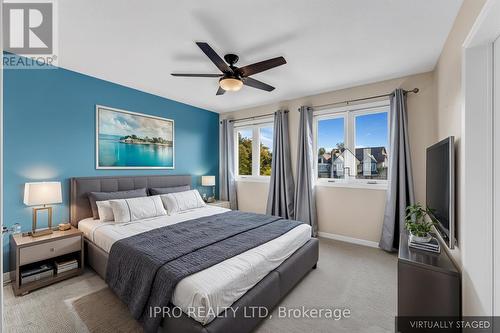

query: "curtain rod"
xmin=221 ymin=88 xmax=419 ymax=124
xmin=311 ymin=88 xmax=419 ymax=110
xmin=225 ymin=110 xmax=289 ymax=123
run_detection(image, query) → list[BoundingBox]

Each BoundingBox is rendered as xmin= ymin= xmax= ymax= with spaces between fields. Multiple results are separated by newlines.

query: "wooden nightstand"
xmin=10 ymin=227 xmax=84 ymax=296
xmin=207 ymin=200 xmax=231 ymax=209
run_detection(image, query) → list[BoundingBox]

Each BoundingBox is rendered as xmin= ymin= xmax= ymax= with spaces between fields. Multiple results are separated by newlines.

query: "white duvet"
xmin=78 ymin=206 xmax=311 ymax=325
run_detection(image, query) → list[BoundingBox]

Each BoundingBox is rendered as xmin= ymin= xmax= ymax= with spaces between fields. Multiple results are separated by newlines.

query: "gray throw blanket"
xmin=106 ymin=211 xmax=302 ymax=332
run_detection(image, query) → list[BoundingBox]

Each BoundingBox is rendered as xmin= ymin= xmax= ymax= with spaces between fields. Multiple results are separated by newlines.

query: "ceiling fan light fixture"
xmin=219 ymin=77 xmax=243 ymax=92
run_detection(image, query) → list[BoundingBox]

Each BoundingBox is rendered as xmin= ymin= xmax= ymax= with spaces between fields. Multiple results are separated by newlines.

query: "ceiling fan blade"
xmin=242 ymin=77 xmax=275 ymax=92
xmin=171 ymin=73 xmax=222 ymax=77
xmin=238 ymin=56 xmax=286 ymax=77
xmin=196 ymin=42 xmax=232 ymax=74
xmin=216 ymin=86 xmax=226 ymax=95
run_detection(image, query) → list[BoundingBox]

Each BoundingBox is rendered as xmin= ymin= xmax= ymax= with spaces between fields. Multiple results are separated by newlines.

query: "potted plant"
xmin=405 ymin=203 xmax=438 ymax=243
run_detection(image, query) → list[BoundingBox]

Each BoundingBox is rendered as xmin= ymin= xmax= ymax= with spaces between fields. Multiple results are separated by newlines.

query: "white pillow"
xmin=109 ymin=196 xmax=167 ymax=223
xmin=96 ymin=200 xmax=114 ymax=222
xmin=161 ymin=190 xmax=206 ymax=215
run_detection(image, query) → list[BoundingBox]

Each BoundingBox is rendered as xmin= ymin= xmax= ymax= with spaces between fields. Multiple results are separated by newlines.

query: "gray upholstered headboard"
xmin=70 ymin=175 xmax=192 ymax=226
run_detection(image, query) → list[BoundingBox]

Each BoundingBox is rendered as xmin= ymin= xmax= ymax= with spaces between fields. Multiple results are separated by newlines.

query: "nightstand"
xmin=207 ymin=200 xmax=231 ymax=209
xmin=10 ymin=227 xmax=84 ymax=296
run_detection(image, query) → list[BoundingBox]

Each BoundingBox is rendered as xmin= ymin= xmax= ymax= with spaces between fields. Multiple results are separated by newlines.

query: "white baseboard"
xmin=3 ymin=271 xmax=12 ymax=285
xmin=318 ymin=231 xmax=380 ymax=248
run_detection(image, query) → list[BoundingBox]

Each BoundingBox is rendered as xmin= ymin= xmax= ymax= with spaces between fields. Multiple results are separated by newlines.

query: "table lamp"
xmin=24 ymin=181 xmax=62 ymax=237
xmin=201 ymin=176 xmax=216 ymax=203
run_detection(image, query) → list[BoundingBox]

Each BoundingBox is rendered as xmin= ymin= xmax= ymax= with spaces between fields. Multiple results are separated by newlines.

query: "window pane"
xmin=260 ymin=127 xmax=273 ymax=176
xmin=317 ymin=117 xmax=345 ymax=179
xmin=238 ymin=129 xmax=253 ymax=175
xmin=354 ymin=112 xmax=388 ymax=180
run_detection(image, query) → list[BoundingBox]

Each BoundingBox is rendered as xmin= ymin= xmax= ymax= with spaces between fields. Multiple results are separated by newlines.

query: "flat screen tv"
xmin=426 ymin=136 xmax=455 ymax=249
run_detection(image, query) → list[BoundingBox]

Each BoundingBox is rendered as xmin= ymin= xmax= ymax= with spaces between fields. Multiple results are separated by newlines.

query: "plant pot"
xmin=409 ymin=233 xmax=432 ymax=243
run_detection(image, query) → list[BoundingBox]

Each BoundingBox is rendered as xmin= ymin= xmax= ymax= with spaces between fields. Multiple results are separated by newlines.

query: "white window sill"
xmin=315 ymin=180 xmax=388 ymax=190
xmin=236 ymin=177 xmax=271 ymax=183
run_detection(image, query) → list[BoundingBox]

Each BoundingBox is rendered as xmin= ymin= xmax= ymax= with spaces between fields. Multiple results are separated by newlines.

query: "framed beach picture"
xmin=96 ymin=105 xmax=174 ymax=169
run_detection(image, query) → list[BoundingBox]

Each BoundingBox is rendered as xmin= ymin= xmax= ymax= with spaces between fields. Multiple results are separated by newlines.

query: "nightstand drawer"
xmin=19 ymin=236 xmax=81 ymax=266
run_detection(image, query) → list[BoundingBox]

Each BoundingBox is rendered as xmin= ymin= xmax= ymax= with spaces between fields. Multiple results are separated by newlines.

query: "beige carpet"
xmin=72 ymin=288 xmax=142 ymax=333
xmin=3 ymin=238 xmax=396 ymax=333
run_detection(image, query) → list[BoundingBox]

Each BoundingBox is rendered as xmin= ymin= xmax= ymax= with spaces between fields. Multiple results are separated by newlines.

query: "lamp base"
xmin=29 ymin=229 xmax=53 ymax=238
xmin=31 ymin=206 xmax=53 ymax=238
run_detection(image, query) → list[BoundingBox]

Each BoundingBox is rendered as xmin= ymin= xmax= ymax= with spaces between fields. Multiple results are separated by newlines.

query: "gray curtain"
xmin=220 ymin=119 xmax=238 ymax=210
xmin=294 ymin=106 xmax=318 ymax=237
xmin=266 ymin=110 xmax=295 ymax=218
xmin=379 ymin=89 xmax=415 ymax=251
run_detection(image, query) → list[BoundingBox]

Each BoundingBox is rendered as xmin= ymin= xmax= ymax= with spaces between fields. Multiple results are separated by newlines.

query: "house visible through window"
xmin=317 ymin=116 xmax=344 ymax=179
xmin=354 ymin=112 xmax=388 ymax=180
xmin=235 ymin=120 xmax=274 ymax=179
xmin=314 ymin=102 xmax=389 ymax=186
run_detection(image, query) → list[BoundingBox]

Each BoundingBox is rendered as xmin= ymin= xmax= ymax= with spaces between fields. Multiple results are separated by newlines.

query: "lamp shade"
xmin=23 ymin=182 xmax=62 ymax=206
xmin=201 ymin=176 xmax=216 ymax=187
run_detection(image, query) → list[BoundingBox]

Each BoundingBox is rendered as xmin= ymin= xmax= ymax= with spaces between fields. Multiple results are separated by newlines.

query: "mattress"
xmin=78 ymin=206 xmax=311 ymax=324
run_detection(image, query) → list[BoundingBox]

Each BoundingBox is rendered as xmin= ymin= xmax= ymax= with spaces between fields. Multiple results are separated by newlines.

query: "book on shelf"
xmin=55 ymin=259 xmax=79 ymax=273
xmin=57 ymin=265 xmax=78 ymax=274
xmin=21 ymin=270 xmax=54 ymax=284
xmin=408 ymin=236 xmax=441 ymax=253
xmin=20 ymin=263 xmax=53 ymax=278
xmin=55 ymin=259 xmax=77 ymax=267
xmin=20 ymin=264 xmax=54 ymax=285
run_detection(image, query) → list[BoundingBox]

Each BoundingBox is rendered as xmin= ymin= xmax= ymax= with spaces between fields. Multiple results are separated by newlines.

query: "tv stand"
xmin=398 ymin=232 xmax=460 ymax=318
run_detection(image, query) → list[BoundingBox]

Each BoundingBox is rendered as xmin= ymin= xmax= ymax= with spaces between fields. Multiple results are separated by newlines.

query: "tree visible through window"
xmin=236 ymin=123 xmax=274 ymax=177
xmin=260 ymin=127 xmax=273 ymax=176
xmin=238 ymin=130 xmax=252 ymax=175
xmin=354 ymin=112 xmax=388 ymax=180
xmin=317 ymin=117 xmax=345 ymax=179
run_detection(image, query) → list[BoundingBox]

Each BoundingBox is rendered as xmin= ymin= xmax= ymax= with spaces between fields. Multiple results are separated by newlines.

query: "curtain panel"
xmin=220 ymin=119 xmax=238 ymax=210
xmin=379 ymin=89 xmax=415 ymax=251
xmin=266 ymin=110 xmax=295 ymax=219
xmin=294 ymin=106 xmax=318 ymax=237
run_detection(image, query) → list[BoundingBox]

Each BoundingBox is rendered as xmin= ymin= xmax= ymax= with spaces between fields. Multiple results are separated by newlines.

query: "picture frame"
xmin=96 ymin=105 xmax=175 ymax=169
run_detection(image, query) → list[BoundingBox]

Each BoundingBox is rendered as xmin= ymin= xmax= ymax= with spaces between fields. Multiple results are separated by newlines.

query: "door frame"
xmin=1 ymin=0 xmax=4 ymax=329
xmin=462 ymin=0 xmax=500 ymax=316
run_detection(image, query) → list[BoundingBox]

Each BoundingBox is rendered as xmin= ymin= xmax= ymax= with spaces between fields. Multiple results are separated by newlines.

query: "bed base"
xmin=84 ymin=237 xmax=319 ymax=333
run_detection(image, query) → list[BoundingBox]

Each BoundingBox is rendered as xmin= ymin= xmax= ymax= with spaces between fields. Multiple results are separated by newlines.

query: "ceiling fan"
xmin=171 ymin=42 xmax=286 ymax=95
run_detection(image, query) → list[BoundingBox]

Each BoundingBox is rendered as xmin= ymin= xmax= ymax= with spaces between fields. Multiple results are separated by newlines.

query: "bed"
xmin=70 ymin=175 xmax=319 ymax=333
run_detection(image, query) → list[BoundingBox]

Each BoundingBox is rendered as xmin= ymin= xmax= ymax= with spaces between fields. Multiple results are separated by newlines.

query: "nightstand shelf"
xmin=16 ymin=267 xmax=81 ymax=296
xmin=10 ymin=227 xmax=84 ymax=296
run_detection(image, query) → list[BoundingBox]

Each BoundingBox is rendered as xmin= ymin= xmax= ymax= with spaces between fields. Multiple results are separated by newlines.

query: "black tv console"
xmin=397 ymin=232 xmax=461 ymax=327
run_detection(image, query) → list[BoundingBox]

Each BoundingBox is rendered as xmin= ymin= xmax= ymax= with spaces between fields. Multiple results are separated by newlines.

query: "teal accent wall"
xmin=3 ymin=62 xmax=219 ymax=272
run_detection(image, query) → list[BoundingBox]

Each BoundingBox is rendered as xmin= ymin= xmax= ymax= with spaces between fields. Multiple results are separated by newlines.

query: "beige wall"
xmin=221 ymin=0 xmax=488 ymax=316
xmin=222 ymin=0 xmax=485 ymax=257
xmin=434 ymin=0 xmax=486 ymax=267
xmin=236 ymin=181 xmax=269 ymax=214
xmin=221 ymin=72 xmax=436 ymax=243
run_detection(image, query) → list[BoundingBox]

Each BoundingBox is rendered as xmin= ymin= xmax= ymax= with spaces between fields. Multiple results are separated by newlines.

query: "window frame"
xmin=313 ymin=100 xmax=390 ymax=190
xmin=234 ymin=117 xmax=274 ymax=182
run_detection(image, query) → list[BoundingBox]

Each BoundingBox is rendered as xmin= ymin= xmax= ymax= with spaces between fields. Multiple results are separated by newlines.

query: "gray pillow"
xmin=88 ymin=188 xmax=148 ymax=219
xmin=149 ymin=185 xmax=190 ymax=196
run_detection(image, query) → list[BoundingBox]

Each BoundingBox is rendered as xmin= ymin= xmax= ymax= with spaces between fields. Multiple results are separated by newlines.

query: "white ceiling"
xmin=58 ymin=0 xmax=463 ymax=113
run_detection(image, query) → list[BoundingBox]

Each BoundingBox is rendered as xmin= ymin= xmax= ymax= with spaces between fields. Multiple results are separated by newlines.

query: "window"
xmin=259 ymin=127 xmax=273 ymax=176
xmin=237 ymin=129 xmax=253 ymax=175
xmin=354 ymin=111 xmax=388 ymax=180
xmin=314 ymin=101 xmax=389 ymax=187
xmin=317 ymin=116 xmax=345 ymax=179
xmin=235 ymin=120 xmax=274 ymax=179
